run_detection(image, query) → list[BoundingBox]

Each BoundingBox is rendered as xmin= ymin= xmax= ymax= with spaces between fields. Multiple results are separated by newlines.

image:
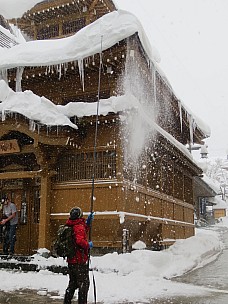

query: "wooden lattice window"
xmin=63 ymin=18 xmax=86 ymax=35
xmin=55 ymin=150 xmax=116 ymax=182
xmin=37 ymin=24 xmax=59 ymax=40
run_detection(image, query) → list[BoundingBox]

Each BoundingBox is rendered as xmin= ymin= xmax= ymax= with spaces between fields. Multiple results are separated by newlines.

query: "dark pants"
xmin=64 ymin=263 xmax=90 ymax=304
xmin=3 ymin=224 xmax=17 ymax=254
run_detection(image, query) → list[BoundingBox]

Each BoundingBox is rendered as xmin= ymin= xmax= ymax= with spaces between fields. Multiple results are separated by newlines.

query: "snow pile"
xmin=215 ymin=216 xmax=228 ymax=226
xmin=91 ymin=229 xmax=221 ymax=281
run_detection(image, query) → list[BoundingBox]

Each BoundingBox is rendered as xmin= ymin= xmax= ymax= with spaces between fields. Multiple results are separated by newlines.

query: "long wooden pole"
xmin=89 ymin=35 xmax=103 ymax=241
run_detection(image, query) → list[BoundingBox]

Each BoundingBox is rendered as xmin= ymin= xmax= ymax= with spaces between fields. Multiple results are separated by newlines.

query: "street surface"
xmin=169 ymin=226 xmax=228 ymax=304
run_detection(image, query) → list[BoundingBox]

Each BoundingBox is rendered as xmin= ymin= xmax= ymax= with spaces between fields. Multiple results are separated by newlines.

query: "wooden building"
xmin=194 ymin=176 xmax=218 ymax=226
xmin=0 ymin=0 xmax=209 ymax=255
xmin=213 ymin=197 xmax=227 ymax=220
xmin=0 ymin=16 xmax=18 ymax=48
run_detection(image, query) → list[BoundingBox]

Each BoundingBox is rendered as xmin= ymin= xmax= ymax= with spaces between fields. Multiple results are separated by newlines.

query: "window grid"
xmin=63 ymin=18 xmax=86 ymax=35
xmin=37 ymin=24 xmax=59 ymax=40
xmin=55 ymin=151 xmax=116 ymax=182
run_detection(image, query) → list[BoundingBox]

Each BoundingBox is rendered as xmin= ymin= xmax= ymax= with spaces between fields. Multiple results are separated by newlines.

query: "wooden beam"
xmin=0 ymin=171 xmax=40 ymax=180
xmin=89 ymin=0 xmax=99 ymax=11
xmin=38 ymin=173 xmax=51 ymax=249
xmin=0 ymin=120 xmax=73 ymax=146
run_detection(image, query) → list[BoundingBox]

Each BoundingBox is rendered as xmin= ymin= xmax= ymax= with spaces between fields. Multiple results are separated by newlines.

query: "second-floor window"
xmin=37 ymin=24 xmax=59 ymax=40
xmin=63 ymin=18 xmax=86 ymax=35
xmin=55 ymin=150 xmax=116 ymax=182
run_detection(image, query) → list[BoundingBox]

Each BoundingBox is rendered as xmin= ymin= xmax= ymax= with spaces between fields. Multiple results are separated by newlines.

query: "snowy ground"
xmin=0 ymin=219 xmax=228 ymax=303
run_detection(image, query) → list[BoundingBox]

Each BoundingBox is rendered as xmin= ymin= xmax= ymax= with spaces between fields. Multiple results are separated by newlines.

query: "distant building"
xmin=0 ymin=15 xmax=18 ymax=48
xmin=213 ymin=197 xmax=227 ymax=220
xmin=194 ymin=175 xmax=219 ymax=226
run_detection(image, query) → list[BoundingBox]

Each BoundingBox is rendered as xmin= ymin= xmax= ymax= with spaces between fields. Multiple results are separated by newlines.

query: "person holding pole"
xmin=63 ymin=207 xmax=94 ymax=304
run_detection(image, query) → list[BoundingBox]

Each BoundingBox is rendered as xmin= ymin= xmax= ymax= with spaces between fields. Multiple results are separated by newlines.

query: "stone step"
xmin=0 ymin=254 xmax=68 ymax=274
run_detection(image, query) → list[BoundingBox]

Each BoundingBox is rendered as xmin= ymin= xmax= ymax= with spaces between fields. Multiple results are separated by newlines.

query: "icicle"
xmin=187 ymin=114 xmax=194 ymax=145
xmin=178 ymin=100 xmax=183 ymax=132
xmin=78 ymin=58 xmax=85 ymax=91
xmin=64 ymin=62 xmax=68 ymax=75
xmin=57 ymin=64 xmax=61 ymax=80
xmin=29 ymin=120 xmax=36 ymax=132
xmin=153 ymin=65 xmax=157 ymax=104
xmin=16 ymin=66 xmax=24 ymax=92
xmin=1 ymin=110 xmax=6 ymax=121
xmin=0 ymin=69 xmax=8 ymax=83
xmin=119 ymin=212 xmax=125 ymax=224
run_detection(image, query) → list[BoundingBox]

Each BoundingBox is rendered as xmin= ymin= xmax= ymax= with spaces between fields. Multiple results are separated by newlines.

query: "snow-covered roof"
xmin=0 ymin=80 xmax=77 ymax=129
xmin=0 ymin=2 xmax=210 ymax=142
xmin=0 ymin=79 xmax=195 ymax=163
xmin=0 ymin=24 xmax=18 ymax=48
xmin=202 ymin=174 xmax=220 ymax=194
xmin=57 ymin=94 xmax=140 ymax=118
xmin=213 ymin=196 xmax=227 ymax=210
xmin=0 ymin=10 xmax=160 ymax=70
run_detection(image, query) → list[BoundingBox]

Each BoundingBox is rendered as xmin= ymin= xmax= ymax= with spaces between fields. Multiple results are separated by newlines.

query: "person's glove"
xmin=89 ymin=241 xmax=93 ymax=249
xmin=86 ymin=212 xmax=94 ymax=226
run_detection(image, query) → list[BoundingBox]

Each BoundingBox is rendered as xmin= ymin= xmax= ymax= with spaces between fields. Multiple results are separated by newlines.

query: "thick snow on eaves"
xmin=0 ymin=79 xmax=195 ymax=164
xmin=0 ymin=10 xmax=160 ymax=70
xmin=0 ymin=80 xmax=77 ymax=129
xmin=57 ymin=94 xmax=140 ymax=117
xmin=58 ymin=94 xmax=194 ymax=162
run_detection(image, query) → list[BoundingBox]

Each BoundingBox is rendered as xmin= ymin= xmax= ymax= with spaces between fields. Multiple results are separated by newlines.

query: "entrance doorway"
xmin=0 ymin=178 xmax=40 ymax=255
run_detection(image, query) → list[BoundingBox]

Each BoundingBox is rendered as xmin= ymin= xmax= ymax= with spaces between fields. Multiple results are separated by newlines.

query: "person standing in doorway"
xmin=0 ymin=196 xmax=18 ymax=256
xmin=64 ymin=206 xmax=94 ymax=304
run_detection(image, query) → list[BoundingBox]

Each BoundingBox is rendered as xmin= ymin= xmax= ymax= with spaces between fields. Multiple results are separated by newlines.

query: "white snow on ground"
xmin=0 ymin=219 xmax=227 ymax=303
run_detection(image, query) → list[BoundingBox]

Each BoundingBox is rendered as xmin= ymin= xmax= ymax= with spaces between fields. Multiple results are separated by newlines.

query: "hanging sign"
xmin=0 ymin=139 xmax=20 ymax=154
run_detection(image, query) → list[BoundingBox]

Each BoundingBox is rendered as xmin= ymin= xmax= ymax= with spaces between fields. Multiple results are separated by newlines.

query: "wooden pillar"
xmin=33 ymin=24 xmax=37 ymax=40
xmin=38 ymin=171 xmax=51 ymax=249
xmin=59 ymin=21 xmax=63 ymax=36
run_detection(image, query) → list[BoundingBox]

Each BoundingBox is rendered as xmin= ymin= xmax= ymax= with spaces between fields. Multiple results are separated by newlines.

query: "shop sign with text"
xmin=0 ymin=139 xmax=20 ymax=154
